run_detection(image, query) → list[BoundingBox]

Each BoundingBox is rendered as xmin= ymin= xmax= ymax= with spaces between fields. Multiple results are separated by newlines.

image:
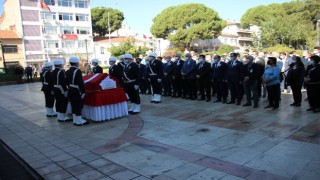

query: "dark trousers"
xmin=184 ymin=79 xmax=197 ymax=99
xmin=306 ymin=84 xmax=320 ymax=108
xmin=229 ymin=80 xmax=243 ymax=103
xmin=257 ymin=79 xmax=262 ymax=97
xmin=291 ymin=85 xmax=302 ymax=104
xmin=244 ymin=80 xmax=259 ymax=106
xmin=214 ymin=79 xmax=228 ymax=101
xmin=163 ymin=76 xmax=173 ymax=96
xmin=197 ymin=78 xmax=211 ymax=100
xmin=211 ymin=80 xmax=216 ymax=96
xmin=139 ymin=78 xmax=148 ymax=94
xmin=124 ymin=82 xmax=140 ymax=104
xmin=150 ymin=76 xmax=162 ymax=94
xmin=68 ymin=88 xmax=83 ymax=116
xmin=44 ymin=90 xmax=55 ymax=108
xmin=266 ymin=84 xmax=280 ymax=107
xmin=172 ymin=77 xmax=183 ymax=97
xmin=26 ymin=73 xmax=33 ymax=83
xmin=54 ymin=89 xmax=68 ymax=113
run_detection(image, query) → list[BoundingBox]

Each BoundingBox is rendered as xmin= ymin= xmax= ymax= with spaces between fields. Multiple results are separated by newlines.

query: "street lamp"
xmin=211 ymin=30 xmax=216 ymax=51
xmin=0 ymin=41 xmax=7 ymax=72
xmin=84 ymin=39 xmax=89 ymax=61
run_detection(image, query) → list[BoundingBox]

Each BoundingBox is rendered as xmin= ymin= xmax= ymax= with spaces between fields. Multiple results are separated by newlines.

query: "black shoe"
xmin=150 ymin=100 xmax=155 ymax=103
xmin=262 ymin=95 xmax=266 ymax=98
xmin=253 ymin=105 xmax=258 ymax=108
xmin=290 ymin=103 xmax=297 ymax=106
xmin=236 ymin=102 xmax=241 ymax=105
xmin=222 ymin=99 xmax=227 ymax=103
xmin=227 ymin=101 xmax=235 ymax=104
xmin=198 ymin=98 xmax=205 ymax=101
xmin=74 ymin=121 xmax=89 ymax=126
xmin=295 ymin=103 xmax=301 ymax=107
xmin=272 ymin=106 xmax=279 ymax=110
xmin=154 ymin=101 xmax=161 ymax=104
xmin=213 ymin=99 xmax=221 ymax=103
xmin=47 ymin=114 xmax=57 ymax=117
xmin=306 ymin=107 xmax=315 ymax=111
xmin=206 ymin=99 xmax=211 ymax=102
xmin=264 ymin=105 xmax=273 ymax=109
xmin=242 ymin=103 xmax=251 ymax=107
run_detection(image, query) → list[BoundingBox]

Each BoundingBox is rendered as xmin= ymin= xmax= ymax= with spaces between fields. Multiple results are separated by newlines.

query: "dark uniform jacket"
xmin=243 ymin=63 xmax=260 ymax=81
xmin=213 ymin=61 xmax=228 ymax=81
xmin=92 ymin=65 xmax=103 ymax=74
xmin=287 ymin=64 xmax=305 ymax=86
xmin=308 ymin=64 xmax=320 ymax=83
xmin=41 ymin=68 xmax=54 ymax=92
xmin=109 ymin=64 xmax=122 ymax=80
xmin=181 ymin=59 xmax=196 ymax=79
xmin=228 ymin=60 xmax=244 ymax=82
xmin=146 ymin=60 xmax=164 ymax=79
xmin=196 ymin=61 xmax=211 ymax=79
xmin=123 ymin=62 xmax=140 ymax=86
xmin=51 ymin=67 xmax=68 ymax=94
xmin=163 ymin=61 xmax=174 ymax=77
xmin=118 ymin=61 xmax=126 ymax=73
xmin=65 ymin=66 xmax=85 ymax=95
xmin=25 ymin=66 xmax=33 ymax=75
xmin=255 ymin=57 xmax=265 ymax=77
xmin=138 ymin=63 xmax=147 ymax=79
xmin=173 ymin=59 xmax=184 ymax=79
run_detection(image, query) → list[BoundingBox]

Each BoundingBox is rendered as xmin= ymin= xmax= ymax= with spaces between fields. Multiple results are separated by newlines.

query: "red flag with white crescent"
xmin=40 ymin=0 xmax=51 ymax=12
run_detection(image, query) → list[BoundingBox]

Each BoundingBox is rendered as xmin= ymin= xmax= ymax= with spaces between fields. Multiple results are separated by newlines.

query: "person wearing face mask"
xmin=242 ymin=55 xmax=260 ymax=108
xmin=117 ymin=55 xmax=126 ymax=87
xmin=263 ymin=57 xmax=281 ymax=110
xmin=135 ymin=57 xmax=147 ymax=94
xmin=227 ymin=52 xmax=244 ymax=105
xmin=146 ymin=52 xmax=164 ymax=103
xmin=65 ymin=57 xmax=89 ymax=126
xmin=41 ymin=62 xmax=57 ymax=117
xmin=286 ymin=56 xmax=305 ymax=107
xmin=212 ymin=55 xmax=228 ymax=103
xmin=196 ymin=54 xmax=211 ymax=102
xmin=304 ymin=55 xmax=320 ymax=113
xmin=108 ymin=56 xmax=122 ymax=81
xmin=172 ymin=53 xmax=184 ymax=98
xmin=122 ymin=54 xmax=141 ymax=114
xmin=91 ymin=58 xmax=103 ymax=74
xmin=280 ymin=52 xmax=292 ymax=93
xmin=162 ymin=56 xmax=174 ymax=97
xmin=313 ymin=46 xmax=320 ymax=56
xmin=181 ymin=53 xmax=197 ymax=100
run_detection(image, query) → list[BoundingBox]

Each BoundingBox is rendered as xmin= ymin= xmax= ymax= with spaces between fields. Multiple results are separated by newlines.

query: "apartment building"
xmin=0 ymin=0 xmax=93 ymax=67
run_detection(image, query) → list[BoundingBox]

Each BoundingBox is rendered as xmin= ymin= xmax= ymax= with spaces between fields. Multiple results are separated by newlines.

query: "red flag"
xmin=143 ymin=34 xmax=147 ymax=39
xmin=61 ymin=34 xmax=78 ymax=40
xmin=40 ymin=0 xmax=51 ymax=12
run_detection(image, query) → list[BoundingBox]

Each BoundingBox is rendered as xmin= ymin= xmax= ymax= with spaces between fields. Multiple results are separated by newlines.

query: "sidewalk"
xmin=0 ymin=82 xmax=319 ymax=180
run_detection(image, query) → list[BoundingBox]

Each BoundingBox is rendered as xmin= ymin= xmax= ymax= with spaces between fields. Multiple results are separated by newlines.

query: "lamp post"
xmin=84 ymin=39 xmax=89 ymax=61
xmin=0 ymin=41 xmax=7 ymax=72
xmin=211 ymin=30 xmax=216 ymax=51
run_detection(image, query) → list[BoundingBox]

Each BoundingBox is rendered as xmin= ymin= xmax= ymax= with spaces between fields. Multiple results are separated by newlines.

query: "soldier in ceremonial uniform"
xmin=122 ymin=54 xmax=141 ymax=114
xmin=117 ymin=55 xmax=126 ymax=87
xmin=65 ymin=57 xmax=89 ymax=126
xmin=41 ymin=62 xmax=57 ymax=117
xmin=305 ymin=55 xmax=320 ymax=113
xmin=135 ymin=57 xmax=147 ymax=94
xmin=91 ymin=58 xmax=103 ymax=74
xmin=196 ymin=54 xmax=211 ymax=102
xmin=52 ymin=59 xmax=71 ymax=122
xmin=108 ymin=56 xmax=122 ymax=80
xmin=212 ymin=55 xmax=228 ymax=103
xmin=162 ymin=56 xmax=174 ymax=96
xmin=172 ymin=53 xmax=184 ymax=98
xmin=147 ymin=52 xmax=164 ymax=103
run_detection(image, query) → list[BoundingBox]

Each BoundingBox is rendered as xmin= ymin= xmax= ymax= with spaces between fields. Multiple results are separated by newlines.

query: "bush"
xmin=0 ymin=72 xmax=16 ymax=82
xmin=263 ymin=44 xmax=294 ymax=53
xmin=216 ymin=45 xmax=234 ymax=56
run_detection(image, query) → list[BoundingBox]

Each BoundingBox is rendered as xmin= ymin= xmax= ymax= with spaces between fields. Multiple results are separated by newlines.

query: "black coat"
xmin=109 ymin=64 xmax=122 ymax=80
xmin=146 ymin=60 xmax=164 ymax=79
xmin=228 ymin=60 xmax=244 ymax=82
xmin=287 ymin=64 xmax=305 ymax=86
xmin=255 ymin=58 xmax=265 ymax=77
xmin=308 ymin=64 xmax=320 ymax=83
xmin=243 ymin=63 xmax=260 ymax=81
xmin=41 ymin=68 xmax=54 ymax=92
xmin=138 ymin=63 xmax=147 ymax=79
xmin=163 ymin=61 xmax=174 ymax=77
xmin=213 ymin=61 xmax=228 ymax=81
xmin=196 ymin=61 xmax=211 ymax=79
xmin=173 ymin=60 xmax=184 ymax=79
xmin=123 ymin=62 xmax=140 ymax=85
xmin=66 ymin=66 xmax=85 ymax=94
xmin=92 ymin=65 xmax=103 ymax=74
xmin=51 ymin=67 xmax=68 ymax=93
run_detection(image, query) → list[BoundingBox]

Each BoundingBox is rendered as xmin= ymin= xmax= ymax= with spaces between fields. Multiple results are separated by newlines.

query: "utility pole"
xmin=0 ymin=41 xmax=7 ymax=72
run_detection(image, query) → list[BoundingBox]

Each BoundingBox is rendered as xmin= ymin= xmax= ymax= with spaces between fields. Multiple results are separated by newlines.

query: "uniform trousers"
xmin=68 ymin=88 xmax=83 ymax=116
xmin=44 ymin=90 xmax=55 ymax=108
xmin=53 ymin=89 xmax=68 ymax=113
xmin=197 ymin=78 xmax=211 ymax=100
xmin=172 ymin=77 xmax=183 ymax=97
xmin=214 ymin=80 xmax=228 ymax=101
xmin=229 ymin=80 xmax=243 ymax=103
xmin=163 ymin=76 xmax=173 ymax=96
xmin=150 ymin=76 xmax=162 ymax=94
xmin=306 ymin=83 xmax=320 ymax=108
xmin=184 ymin=79 xmax=197 ymax=99
xmin=124 ymin=82 xmax=140 ymax=104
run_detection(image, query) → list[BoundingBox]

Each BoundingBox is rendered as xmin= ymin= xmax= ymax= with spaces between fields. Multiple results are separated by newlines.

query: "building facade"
xmin=0 ymin=30 xmax=23 ymax=70
xmin=0 ymin=0 xmax=93 ymax=67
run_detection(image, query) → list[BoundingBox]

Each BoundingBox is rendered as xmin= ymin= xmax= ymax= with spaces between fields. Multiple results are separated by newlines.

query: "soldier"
xmin=181 ymin=53 xmax=197 ymax=100
xmin=25 ymin=65 xmax=34 ymax=83
xmin=66 ymin=57 xmax=89 ymax=126
xmin=147 ymin=52 xmax=164 ymax=103
xmin=108 ymin=56 xmax=122 ymax=80
xmin=91 ymin=58 xmax=103 ymax=74
xmin=52 ymin=59 xmax=72 ymax=122
xmin=163 ymin=56 xmax=174 ymax=96
xmin=41 ymin=62 xmax=57 ymax=117
xmin=172 ymin=53 xmax=184 ymax=98
xmin=122 ymin=54 xmax=141 ymax=114
xmin=305 ymin=55 xmax=320 ymax=113
xmin=117 ymin=55 xmax=126 ymax=87
xmin=212 ymin=55 xmax=228 ymax=103
xmin=135 ymin=57 xmax=147 ymax=94
xmin=227 ymin=52 xmax=244 ymax=105
xmin=196 ymin=54 xmax=211 ymax=102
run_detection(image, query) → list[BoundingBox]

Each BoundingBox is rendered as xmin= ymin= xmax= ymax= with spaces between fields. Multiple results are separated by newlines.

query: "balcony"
xmin=238 ymin=37 xmax=253 ymax=41
xmin=237 ymin=29 xmax=252 ymax=33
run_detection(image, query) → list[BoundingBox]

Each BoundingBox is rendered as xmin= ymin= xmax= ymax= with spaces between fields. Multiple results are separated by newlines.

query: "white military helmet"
xmin=53 ymin=59 xmax=64 ymax=65
xmin=109 ymin=56 xmax=117 ymax=62
xmin=148 ymin=52 xmax=156 ymax=57
xmin=124 ymin=54 xmax=133 ymax=59
xmin=91 ymin=58 xmax=99 ymax=63
xmin=44 ymin=62 xmax=54 ymax=67
xmin=69 ymin=57 xmax=79 ymax=63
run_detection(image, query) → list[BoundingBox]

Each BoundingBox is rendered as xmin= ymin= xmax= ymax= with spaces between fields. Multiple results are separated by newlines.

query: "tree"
xmin=109 ymin=40 xmax=149 ymax=58
xmin=91 ymin=7 xmax=124 ymax=36
xmin=216 ymin=45 xmax=234 ymax=55
xmin=150 ymin=3 xmax=226 ymax=49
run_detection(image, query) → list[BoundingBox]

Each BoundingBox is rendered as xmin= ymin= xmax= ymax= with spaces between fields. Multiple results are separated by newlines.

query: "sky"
xmin=1 ymin=0 xmax=292 ymax=36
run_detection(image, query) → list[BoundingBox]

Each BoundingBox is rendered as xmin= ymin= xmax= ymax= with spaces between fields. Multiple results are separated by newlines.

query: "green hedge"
xmin=0 ymin=72 xmax=16 ymax=82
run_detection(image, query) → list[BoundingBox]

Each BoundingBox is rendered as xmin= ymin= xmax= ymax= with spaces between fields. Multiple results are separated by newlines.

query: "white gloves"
xmin=81 ymin=93 xmax=86 ymax=99
xmin=64 ymin=91 xmax=68 ymax=98
xmin=157 ymin=78 xmax=162 ymax=83
xmin=134 ymin=85 xmax=139 ymax=90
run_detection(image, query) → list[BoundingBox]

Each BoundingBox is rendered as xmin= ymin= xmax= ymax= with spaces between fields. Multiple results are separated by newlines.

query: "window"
xmin=58 ymin=0 xmax=72 ymax=7
xmin=76 ymin=14 xmax=89 ymax=21
xmin=100 ymin=47 xmax=104 ymax=54
xmin=42 ymin=26 xmax=57 ymax=35
xmin=62 ymin=41 xmax=75 ymax=48
xmin=78 ymin=41 xmax=90 ymax=48
xmin=76 ymin=27 xmax=90 ymax=35
xmin=61 ymin=27 xmax=75 ymax=34
xmin=41 ymin=12 xmax=56 ymax=20
xmin=45 ymin=40 xmax=59 ymax=48
xmin=59 ymin=13 xmax=73 ymax=21
xmin=3 ymin=45 xmax=18 ymax=53
xmin=75 ymin=0 xmax=88 ymax=8
xmin=44 ymin=0 xmax=55 ymax=5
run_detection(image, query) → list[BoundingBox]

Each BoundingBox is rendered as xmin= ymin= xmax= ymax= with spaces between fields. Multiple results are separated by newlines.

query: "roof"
xmin=93 ymin=36 xmax=144 ymax=43
xmin=227 ymin=21 xmax=240 ymax=25
xmin=0 ymin=12 xmax=5 ymax=24
xmin=0 ymin=30 xmax=20 ymax=39
xmin=220 ymin=32 xmax=238 ymax=38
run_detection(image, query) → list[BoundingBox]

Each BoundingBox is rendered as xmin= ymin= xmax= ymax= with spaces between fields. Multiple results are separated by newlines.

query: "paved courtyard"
xmin=0 ymin=82 xmax=319 ymax=180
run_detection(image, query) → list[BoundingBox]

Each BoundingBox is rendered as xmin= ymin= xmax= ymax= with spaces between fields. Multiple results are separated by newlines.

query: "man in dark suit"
xmin=253 ymin=52 xmax=266 ymax=98
xmin=91 ymin=58 xmax=103 ymax=74
xmin=135 ymin=58 xmax=147 ymax=94
xmin=172 ymin=53 xmax=184 ymax=98
xmin=146 ymin=52 xmax=164 ymax=103
xmin=243 ymin=55 xmax=260 ymax=108
xmin=163 ymin=56 xmax=174 ymax=96
xmin=212 ymin=55 xmax=228 ymax=103
xmin=181 ymin=53 xmax=197 ymax=100
xmin=227 ymin=52 xmax=244 ymax=105
xmin=108 ymin=56 xmax=122 ymax=80
xmin=196 ymin=54 xmax=211 ymax=102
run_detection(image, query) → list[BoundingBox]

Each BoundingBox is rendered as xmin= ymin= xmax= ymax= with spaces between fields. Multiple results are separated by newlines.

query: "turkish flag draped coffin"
xmin=82 ymin=73 xmax=126 ymax=106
